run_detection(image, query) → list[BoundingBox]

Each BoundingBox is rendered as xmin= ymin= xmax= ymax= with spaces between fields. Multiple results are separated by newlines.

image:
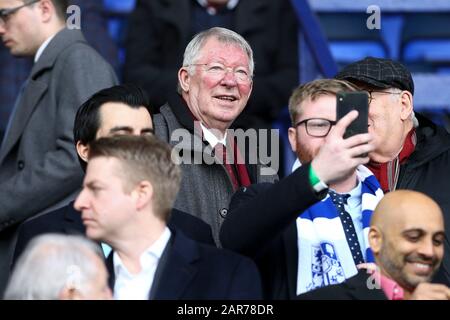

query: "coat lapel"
xmin=0 ymin=80 xmax=47 ymax=163
xmin=105 ymin=253 xmax=115 ymax=291
xmin=153 ymin=230 xmax=199 ymax=299
xmin=105 ymin=229 xmax=200 ymax=299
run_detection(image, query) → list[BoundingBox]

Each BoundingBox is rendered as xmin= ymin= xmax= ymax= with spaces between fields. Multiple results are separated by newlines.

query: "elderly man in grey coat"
xmin=0 ymin=0 xmax=117 ymax=294
xmin=154 ymin=27 xmax=278 ymax=245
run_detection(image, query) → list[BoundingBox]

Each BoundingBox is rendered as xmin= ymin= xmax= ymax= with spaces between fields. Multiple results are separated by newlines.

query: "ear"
xmin=246 ymin=80 xmax=253 ymax=99
xmin=368 ymin=226 xmax=382 ymax=255
xmin=288 ymin=127 xmax=297 ymax=153
xmin=76 ymin=141 xmax=89 ymax=163
xmin=39 ymin=0 xmax=54 ymax=23
xmin=399 ymin=90 xmax=414 ymax=121
xmin=178 ymin=67 xmax=191 ymax=93
xmin=59 ymin=286 xmax=82 ymax=300
xmin=133 ymin=180 xmax=153 ymax=211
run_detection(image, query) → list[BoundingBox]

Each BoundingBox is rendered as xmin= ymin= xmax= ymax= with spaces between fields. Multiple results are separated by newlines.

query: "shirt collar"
xmin=34 ymin=34 xmax=56 ymax=63
xmin=328 ymin=177 xmax=362 ymax=208
xmin=346 ymin=179 xmax=362 ymax=208
xmin=113 ymin=227 xmax=171 ymax=278
xmin=200 ymin=122 xmax=227 ymax=148
xmin=373 ymin=269 xmax=404 ymax=300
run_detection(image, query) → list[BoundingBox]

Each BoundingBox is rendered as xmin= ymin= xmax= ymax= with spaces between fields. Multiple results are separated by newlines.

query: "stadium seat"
xmin=103 ymin=0 xmax=136 ymax=13
xmin=402 ymin=13 xmax=450 ymax=71
xmin=317 ymin=13 xmax=388 ymax=67
xmin=102 ymin=0 xmax=137 ymax=68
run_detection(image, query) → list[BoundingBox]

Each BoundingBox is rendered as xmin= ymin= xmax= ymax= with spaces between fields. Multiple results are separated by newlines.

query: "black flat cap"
xmin=335 ymin=57 xmax=414 ymax=95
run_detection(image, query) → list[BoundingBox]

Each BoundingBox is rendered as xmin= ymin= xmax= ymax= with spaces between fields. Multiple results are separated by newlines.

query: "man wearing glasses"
xmin=336 ymin=57 xmax=450 ymax=287
xmin=0 ymin=0 xmax=116 ymax=294
xmin=220 ymin=79 xmax=382 ymax=299
xmin=154 ymin=27 xmax=278 ymax=245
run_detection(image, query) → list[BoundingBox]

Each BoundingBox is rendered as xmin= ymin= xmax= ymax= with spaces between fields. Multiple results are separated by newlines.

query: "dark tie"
xmin=329 ymin=190 xmax=365 ymax=265
xmin=214 ymin=143 xmax=239 ymax=190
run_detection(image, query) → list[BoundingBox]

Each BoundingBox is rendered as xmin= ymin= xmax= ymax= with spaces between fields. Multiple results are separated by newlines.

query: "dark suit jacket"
xmin=297 ymin=270 xmax=387 ymax=300
xmin=105 ymin=228 xmax=263 ymax=299
xmin=124 ymin=0 xmax=298 ymax=129
xmin=12 ymin=202 xmax=215 ymax=268
xmin=0 ymin=28 xmax=117 ymax=294
xmin=220 ymin=163 xmax=326 ymax=299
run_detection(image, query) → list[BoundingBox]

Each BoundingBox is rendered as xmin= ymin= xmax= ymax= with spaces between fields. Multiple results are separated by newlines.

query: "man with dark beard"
xmin=299 ymin=190 xmax=450 ymax=300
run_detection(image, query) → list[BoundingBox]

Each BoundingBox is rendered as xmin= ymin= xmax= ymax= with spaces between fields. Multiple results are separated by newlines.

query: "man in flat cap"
xmin=336 ymin=57 xmax=450 ymax=287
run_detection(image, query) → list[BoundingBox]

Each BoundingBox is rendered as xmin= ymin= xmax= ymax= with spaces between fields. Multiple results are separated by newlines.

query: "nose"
xmin=220 ymin=68 xmax=238 ymax=86
xmin=74 ymin=188 xmax=88 ymax=212
xmin=417 ymin=239 xmax=435 ymax=259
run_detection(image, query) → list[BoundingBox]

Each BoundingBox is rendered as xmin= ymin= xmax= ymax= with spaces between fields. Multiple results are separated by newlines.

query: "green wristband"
xmin=309 ymin=165 xmax=320 ymax=187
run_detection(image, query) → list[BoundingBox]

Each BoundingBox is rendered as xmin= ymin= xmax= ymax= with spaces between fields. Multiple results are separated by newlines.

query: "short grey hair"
xmin=178 ymin=27 xmax=254 ymax=93
xmin=4 ymin=234 xmax=103 ymax=300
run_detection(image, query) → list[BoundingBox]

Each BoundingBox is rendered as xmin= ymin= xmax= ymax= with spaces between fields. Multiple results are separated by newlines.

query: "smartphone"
xmin=336 ymin=91 xmax=369 ymax=139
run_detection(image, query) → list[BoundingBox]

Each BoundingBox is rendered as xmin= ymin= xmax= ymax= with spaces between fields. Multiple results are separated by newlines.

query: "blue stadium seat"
xmin=317 ymin=13 xmax=388 ymax=66
xmin=103 ymin=0 xmax=136 ymax=12
xmin=102 ymin=0 xmax=137 ymax=67
xmin=402 ymin=14 xmax=450 ymax=71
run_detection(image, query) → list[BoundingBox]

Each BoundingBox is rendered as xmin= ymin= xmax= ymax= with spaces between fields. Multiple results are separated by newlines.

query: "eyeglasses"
xmin=295 ymin=118 xmax=337 ymax=137
xmin=0 ymin=0 xmax=39 ymax=27
xmin=189 ymin=62 xmax=252 ymax=84
xmin=365 ymin=89 xmax=402 ymax=104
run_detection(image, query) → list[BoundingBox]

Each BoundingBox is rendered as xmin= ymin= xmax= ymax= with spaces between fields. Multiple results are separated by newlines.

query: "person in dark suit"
xmin=0 ymin=0 xmax=118 ymax=294
xmin=75 ymin=135 xmax=262 ymax=299
xmin=12 ymin=84 xmax=215 ymax=269
xmin=124 ymin=0 xmax=298 ymax=131
xmin=298 ymin=190 xmax=450 ymax=300
xmin=0 ymin=0 xmax=119 ymax=138
xmin=220 ymin=79 xmax=378 ymax=299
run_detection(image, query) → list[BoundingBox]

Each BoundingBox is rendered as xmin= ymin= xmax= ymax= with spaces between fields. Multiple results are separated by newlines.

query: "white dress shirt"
xmin=201 ymin=122 xmax=227 ymax=148
xmin=34 ymin=34 xmax=56 ymax=63
xmin=113 ymin=227 xmax=171 ymax=300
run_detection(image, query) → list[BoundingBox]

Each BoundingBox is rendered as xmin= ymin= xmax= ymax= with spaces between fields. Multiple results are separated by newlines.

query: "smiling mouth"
xmin=215 ymin=95 xmax=237 ymax=102
xmin=408 ymin=262 xmax=434 ymax=276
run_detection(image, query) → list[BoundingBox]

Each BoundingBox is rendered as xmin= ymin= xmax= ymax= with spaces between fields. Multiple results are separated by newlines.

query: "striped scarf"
xmin=295 ymin=165 xmax=383 ymax=295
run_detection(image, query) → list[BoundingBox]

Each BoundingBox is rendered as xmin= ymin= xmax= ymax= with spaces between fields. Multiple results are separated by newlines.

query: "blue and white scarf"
xmin=295 ymin=165 xmax=383 ymax=295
